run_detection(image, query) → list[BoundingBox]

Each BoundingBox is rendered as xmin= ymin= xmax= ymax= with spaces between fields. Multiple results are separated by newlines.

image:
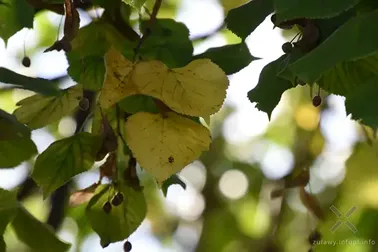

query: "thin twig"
xmin=115 ymin=104 xmax=127 ymax=148
xmin=133 ymin=0 xmax=163 ymax=60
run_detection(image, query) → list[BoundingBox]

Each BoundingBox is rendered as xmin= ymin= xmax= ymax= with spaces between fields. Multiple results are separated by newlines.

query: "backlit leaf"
xmin=13 ymin=84 xmax=83 ymax=129
xmin=125 ymin=112 xmax=211 ymax=182
xmin=225 ymin=0 xmax=274 ymax=40
xmin=12 ymin=207 xmax=71 ymax=252
xmin=67 ymin=21 xmax=134 ymax=91
xmin=100 ymin=49 xmax=229 ymax=117
xmin=86 ymin=183 xmax=147 ymax=247
xmin=99 ymin=48 xmax=135 ymax=109
xmin=317 ymin=55 xmax=378 ymax=96
xmin=193 ymin=43 xmax=258 ymax=75
xmin=0 ymin=109 xmax=37 ymax=168
xmin=32 ymin=132 xmax=101 ymax=198
xmin=274 ymin=0 xmax=361 ymax=21
xmin=131 ymin=58 xmax=229 ymax=117
xmin=290 ymin=9 xmax=378 ymax=84
xmin=0 ymin=0 xmax=34 ymax=43
xmin=139 ymin=19 xmax=193 ymax=68
xmin=345 ymin=74 xmax=378 ymax=129
xmin=0 ymin=189 xmax=19 ymax=235
xmin=122 ymin=0 xmax=146 ymax=11
xmin=248 ymin=55 xmax=293 ymax=118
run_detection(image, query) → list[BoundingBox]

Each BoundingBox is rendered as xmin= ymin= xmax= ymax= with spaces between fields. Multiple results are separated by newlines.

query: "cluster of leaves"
xmin=0 ymin=0 xmax=253 ymax=250
xmin=227 ymin=0 xmax=378 ymax=128
xmin=1 ymin=0 xmax=378 ymax=250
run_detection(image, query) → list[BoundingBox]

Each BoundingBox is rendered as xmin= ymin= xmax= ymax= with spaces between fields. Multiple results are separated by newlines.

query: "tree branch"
xmin=46 ymin=89 xmax=96 ymax=230
xmin=103 ymin=1 xmax=140 ymax=42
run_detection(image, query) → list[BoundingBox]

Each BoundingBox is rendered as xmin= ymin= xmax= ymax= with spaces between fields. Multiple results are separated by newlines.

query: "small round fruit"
xmin=78 ymin=97 xmax=89 ymax=111
xmin=312 ymin=95 xmax=322 ymax=107
xmin=111 ymin=192 xmax=124 ymax=206
xmin=282 ymin=42 xmax=293 ymax=54
xmin=102 ymin=201 xmax=112 ymax=214
xmin=124 ymin=241 xmax=132 ymax=252
xmin=22 ymin=56 xmax=31 ymax=67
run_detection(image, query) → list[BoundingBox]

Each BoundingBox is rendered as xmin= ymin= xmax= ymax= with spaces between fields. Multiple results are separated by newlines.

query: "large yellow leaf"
xmin=100 ymin=49 xmax=229 ymax=117
xmin=124 ymin=112 xmax=211 ymax=182
xmin=132 ymin=59 xmax=229 ymax=117
xmin=99 ymin=48 xmax=136 ymax=109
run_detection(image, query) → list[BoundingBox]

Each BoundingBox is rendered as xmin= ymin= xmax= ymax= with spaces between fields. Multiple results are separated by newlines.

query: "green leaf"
xmin=122 ymin=0 xmax=146 ymax=11
xmin=0 ymin=237 xmax=5 ymax=252
xmin=0 ymin=109 xmax=37 ymax=168
xmin=13 ymin=85 xmax=83 ymax=129
xmin=0 ymin=68 xmax=59 ymax=96
xmin=118 ymin=95 xmax=158 ymax=114
xmin=345 ymin=74 xmax=378 ymax=129
xmin=139 ymin=19 xmax=193 ymax=68
xmin=11 ymin=207 xmax=71 ymax=252
xmin=225 ymin=0 xmax=274 ymax=40
xmin=32 ymin=132 xmax=101 ymax=198
xmin=248 ymin=55 xmax=293 ymax=119
xmin=0 ymin=189 xmax=19 ymax=235
xmin=277 ymin=48 xmax=306 ymax=82
xmin=161 ymin=174 xmax=186 ymax=197
xmin=86 ymin=183 xmax=147 ymax=247
xmin=67 ymin=21 xmax=134 ymax=91
xmin=290 ymin=9 xmax=378 ymax=84
xmin=274 ymin=0 xmax=362 ymax=21
xmin=317 ymin=55 xmax=378 ymax=96
xmin=0 ymin=0 xmax=34 ymax=43
xmin=67 ymin=56 xmax=105 ymax=91
xmin=193 ymin=43 xmax=258 ymax=75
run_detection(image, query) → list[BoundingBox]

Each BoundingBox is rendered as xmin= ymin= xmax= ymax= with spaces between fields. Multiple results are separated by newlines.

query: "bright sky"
xmin=0 ymin=0 xmax=361 ymax=251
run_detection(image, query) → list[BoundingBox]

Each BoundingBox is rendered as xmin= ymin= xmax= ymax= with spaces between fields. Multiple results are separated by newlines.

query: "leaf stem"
xmin=133 ymin=0 xmax=163 ymax=60
xmin=115 ymin=104 xmax=127 ymax=148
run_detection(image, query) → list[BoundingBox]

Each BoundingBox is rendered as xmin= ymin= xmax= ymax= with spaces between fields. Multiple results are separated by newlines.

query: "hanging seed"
xmin=312 ymin=95 xmax=322 ymax=107
xmin=102 ymin=201 xmax=112 ymax=214
xmin=124 ymin=241 xmax=132 ymax=252
xmin=22 ymin=56 xmax=31 ymax=67
xmin=111 ymin=192 xmax=124 ymax=206
xmin=282 ymin=42 xmax=293 ymax=54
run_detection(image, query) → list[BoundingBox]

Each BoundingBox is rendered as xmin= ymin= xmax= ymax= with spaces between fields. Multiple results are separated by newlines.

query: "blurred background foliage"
xmin=1 ymin=0 xmax=378 ymax=251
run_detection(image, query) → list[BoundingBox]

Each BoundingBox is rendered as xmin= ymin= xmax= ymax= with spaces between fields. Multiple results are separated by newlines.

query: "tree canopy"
xmin=1 ymin=0 xmax=378 ymax=251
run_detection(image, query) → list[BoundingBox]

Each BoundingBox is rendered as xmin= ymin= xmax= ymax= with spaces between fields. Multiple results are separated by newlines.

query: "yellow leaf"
xmin=132 ymin=59 xmax=229 ymax=117
xmin=99 ymin=48 xmax=136 ymax=109
xmin=125 ymin=112 xmax=211 ymax=182
xmin=13 ymin=85 xmax=82 ymax=129
xmin=100 ymin=49 xmax=229 ymax=116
